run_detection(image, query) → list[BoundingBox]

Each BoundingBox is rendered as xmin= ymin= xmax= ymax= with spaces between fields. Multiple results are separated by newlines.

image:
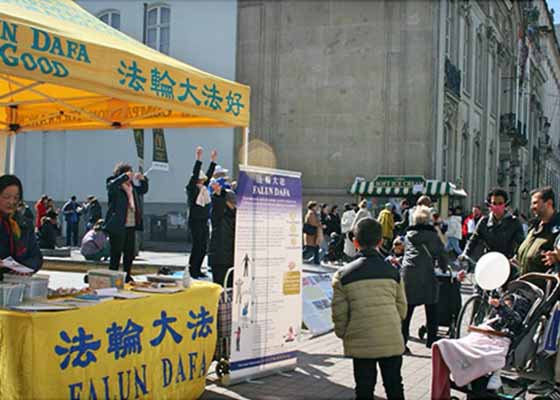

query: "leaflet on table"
xmin=11 ymin=302 xmax=78 ymax=311
xmin=228 ymin=166 xmax=302 ymax=385
xmin=1 ymin=257 xmax=34 ymax=274
xmin=95 ymin=288 xmax=149 ymax=299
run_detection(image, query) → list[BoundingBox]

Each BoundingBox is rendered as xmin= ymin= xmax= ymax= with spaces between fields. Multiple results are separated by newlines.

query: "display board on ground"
xmin=227 ymin=166 xmax=302 ymax=385
xmin=302 ymin=273 xmax=334 ymax=336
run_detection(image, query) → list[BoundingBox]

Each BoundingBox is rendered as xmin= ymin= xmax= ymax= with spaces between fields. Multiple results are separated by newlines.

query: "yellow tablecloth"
xmin=0 ymin=281 xmax=222 ymax=400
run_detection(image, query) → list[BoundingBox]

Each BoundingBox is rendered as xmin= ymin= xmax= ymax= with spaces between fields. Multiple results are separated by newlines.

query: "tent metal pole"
xmin=0 ymin=131 xmax=7 ymax=175
xmin=243 ymin=127 xmax=249 ymax=166
xmin=8 ymin=133 xmax=15 ymax=174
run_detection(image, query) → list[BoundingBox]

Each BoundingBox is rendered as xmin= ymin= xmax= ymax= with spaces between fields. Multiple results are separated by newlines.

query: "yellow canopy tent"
xmin=0 ymin=0 xmax=250 ymax=173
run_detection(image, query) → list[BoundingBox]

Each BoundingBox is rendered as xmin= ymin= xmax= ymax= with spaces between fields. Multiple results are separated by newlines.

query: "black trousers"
xmin=211 ymin=264 xmax=233 ymax=288
xmin=109 ymin=227 xmax=136 ymax=276
xmin=189 ymin=218 xmax=209 ymax=276
xmin=401 ymin=303 xmax=439 ymax=346
xmin=353 ymin=356 xmax=404 ymax=400
xmin=66 ymin=222 xmax=79 ymax=246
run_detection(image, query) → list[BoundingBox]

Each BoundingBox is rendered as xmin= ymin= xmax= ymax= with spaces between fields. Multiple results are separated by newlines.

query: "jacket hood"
xmin=406 ymin=224 xmax=437 ymax=246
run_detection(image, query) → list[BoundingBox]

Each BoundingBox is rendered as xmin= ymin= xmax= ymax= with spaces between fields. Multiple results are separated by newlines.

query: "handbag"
xmin=421 ymin=243 xmax=441 ymax=302
xmin=303 ymin=223 xmax=317 ymax=235
xmin=538 ymin=302 xmax=560 ymax=356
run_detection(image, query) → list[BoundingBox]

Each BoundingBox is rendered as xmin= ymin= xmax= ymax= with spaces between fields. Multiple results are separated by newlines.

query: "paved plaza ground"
xmin=44 ymin=261 xmax=460 ymax=400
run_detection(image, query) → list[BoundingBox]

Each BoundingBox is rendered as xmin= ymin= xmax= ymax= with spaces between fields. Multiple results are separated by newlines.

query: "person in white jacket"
xmin=352 ymin=200 xmax=373 ymax=229
xmin=341 ymin=203 xmax=357 ymax=259
xmin=445 ymin=207 xmax=463 ymax=256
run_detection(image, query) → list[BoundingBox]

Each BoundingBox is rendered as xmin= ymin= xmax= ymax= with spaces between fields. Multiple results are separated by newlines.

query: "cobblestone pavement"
xmin=202 ymin=308 xmax=462 ymax=400
xmin=45 ymin=269 xmax=449 ymax=399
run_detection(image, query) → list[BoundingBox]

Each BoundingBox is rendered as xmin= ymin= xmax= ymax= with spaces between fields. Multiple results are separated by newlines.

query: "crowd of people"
xmin=2 ymin=156 xmax=560 ymax=399
xmin=331 ymin=186 xmax=560 ymax=399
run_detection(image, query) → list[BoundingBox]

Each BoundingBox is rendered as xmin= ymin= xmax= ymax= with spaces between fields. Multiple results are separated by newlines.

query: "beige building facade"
xmin=236 ymin=0 xmax=560 ymax=212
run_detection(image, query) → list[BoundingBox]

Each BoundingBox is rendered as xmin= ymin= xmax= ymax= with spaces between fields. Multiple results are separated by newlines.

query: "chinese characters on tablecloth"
xmin=53 ymin=306 xmax=214 ymax=399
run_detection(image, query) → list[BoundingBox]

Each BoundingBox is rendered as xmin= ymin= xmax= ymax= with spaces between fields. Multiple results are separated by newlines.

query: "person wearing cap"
xmin=82 ymin=195 xmax=102 ymax=231
xmin=186 ymin=146 xmax=217 ymax=278
xmin=208 ymin=180 xmax=236 ymax=287
xmin=377 ymin=202 xmax=395 ymax=252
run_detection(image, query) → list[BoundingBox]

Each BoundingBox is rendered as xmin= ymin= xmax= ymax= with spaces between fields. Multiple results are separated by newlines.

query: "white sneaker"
xmin=487 ymin=372 xmax=502 ymax=391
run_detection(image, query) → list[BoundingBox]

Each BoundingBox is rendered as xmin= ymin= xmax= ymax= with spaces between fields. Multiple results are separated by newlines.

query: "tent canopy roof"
xmin=350 ymin=176 xmax=468 ymax=198
xmin=0 ymin=0 xmax=250 ymax=133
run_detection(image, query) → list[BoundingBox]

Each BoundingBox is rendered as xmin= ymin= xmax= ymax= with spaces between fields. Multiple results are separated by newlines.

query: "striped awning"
xmin=349 ymin=179 xmax=467 ymax=197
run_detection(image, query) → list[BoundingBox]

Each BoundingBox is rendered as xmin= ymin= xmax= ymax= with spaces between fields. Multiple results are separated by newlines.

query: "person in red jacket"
xmin=462 ymin=205 xmax=482 ymax=242
xmin=34 ymin=194 xmax=48 ymax=231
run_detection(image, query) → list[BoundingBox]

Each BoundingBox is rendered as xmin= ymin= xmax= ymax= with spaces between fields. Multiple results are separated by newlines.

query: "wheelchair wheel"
xmin=215 ymin=359 xmax=230 ymax=378
xmin=455 ymin=294 xmax=491 ymax=338
xmin=418 ymin=325 xmax=427 ymax=341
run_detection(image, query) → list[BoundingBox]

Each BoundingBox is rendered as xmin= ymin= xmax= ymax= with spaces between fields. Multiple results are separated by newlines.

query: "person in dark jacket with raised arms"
xmin=186 ymin=146 xmax=217 ymax=278
xmin=103 ymin=162 xmax=148 ymax=283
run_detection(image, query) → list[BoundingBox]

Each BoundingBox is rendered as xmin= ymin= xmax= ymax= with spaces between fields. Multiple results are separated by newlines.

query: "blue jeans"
xmin=66 ymin=222 xmax=79 ymax=247
xmin=303 ymin=245 xmax=320 ymax=264
xmin=446 ymin=237 xmax=462 ymax=256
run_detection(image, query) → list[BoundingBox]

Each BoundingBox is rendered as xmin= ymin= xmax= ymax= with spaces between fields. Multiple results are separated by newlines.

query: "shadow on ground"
xmin=201 ymin=351 xmax=362 ymax=400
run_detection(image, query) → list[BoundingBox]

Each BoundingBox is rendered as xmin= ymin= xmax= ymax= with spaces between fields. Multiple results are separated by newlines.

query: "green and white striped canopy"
xmin=349 ymin=179 xmax=467 ymax=197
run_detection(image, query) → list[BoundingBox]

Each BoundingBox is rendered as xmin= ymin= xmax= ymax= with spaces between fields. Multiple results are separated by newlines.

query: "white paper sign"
xmin=2 ymin=257 xmax=34 ymax=274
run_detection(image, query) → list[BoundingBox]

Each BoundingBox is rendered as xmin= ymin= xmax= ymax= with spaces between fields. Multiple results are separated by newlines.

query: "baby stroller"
xmin=449 ymin=272 xmax=560 ymax=400
xmin=418 ymin=265 xmax=463 ymax=341
xmin=325 ymin=232 xmax=344 ymax=264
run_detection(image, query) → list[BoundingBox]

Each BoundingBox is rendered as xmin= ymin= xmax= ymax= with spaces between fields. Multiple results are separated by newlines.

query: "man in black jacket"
xmin=461 ymin=188 xmax=525 ymax=262
xmin=208 ymin=183 xmax=236 ymax=287
xmin=186 ymin=146 xmax=217 ymax=278
xmin=394 ymin=199 xmax=410 ymax=236
xmin=103 ymin=163 xmax=149 ymax=283
xmin=83 ymin=195 xmax=102 ymax=230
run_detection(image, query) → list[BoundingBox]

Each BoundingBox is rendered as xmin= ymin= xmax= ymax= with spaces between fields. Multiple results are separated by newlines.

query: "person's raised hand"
xmin=196 ymin=146 xmax=203 ymax=161
xmin=134 ymin=172 xmax=145 ymax=181
xmin=210 ymin=149 xmax=218 ymax=162
xmin=542 ymin=250 xmax=558 ymax=267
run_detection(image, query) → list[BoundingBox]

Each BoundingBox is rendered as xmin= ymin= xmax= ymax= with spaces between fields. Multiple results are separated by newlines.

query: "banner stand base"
xmin=220 ymin=364 xmax=297 ymax=387
xmin=245 ymin=378 xmax=264 ymax=385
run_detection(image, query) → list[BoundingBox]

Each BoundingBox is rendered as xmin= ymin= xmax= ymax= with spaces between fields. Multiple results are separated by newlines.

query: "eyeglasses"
xmin=0 ymin=194 xmax=20 ymax=202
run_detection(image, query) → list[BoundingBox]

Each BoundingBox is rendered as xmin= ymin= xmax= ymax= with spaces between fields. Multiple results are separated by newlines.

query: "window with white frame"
xmin=443 ymin=125 xmax=450 ymax=180
xmin=492 ymin=54 xmax=499 ymax=115
xmin=146 ymin=5 xmax=170 ymax=54
xmin=98 ymin=9 xmax=121 ymax=30
xmin=463 ymin=16 xmax=472 ymax=94
xmin=445 ymin=0 xmax=459 ymax=64
xmin=475 ymin=31 xmax=484 ymax=105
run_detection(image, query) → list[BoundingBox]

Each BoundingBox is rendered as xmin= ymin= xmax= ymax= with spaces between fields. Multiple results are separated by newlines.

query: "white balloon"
xmin=475 ymin=252 xmax=510 ymax=290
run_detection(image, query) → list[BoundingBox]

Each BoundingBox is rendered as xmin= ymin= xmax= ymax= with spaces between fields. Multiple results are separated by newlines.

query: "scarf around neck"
xmin=122 ymin=182 xmax=135 ymax=211
xmin=195 ymin=185 xmax=211 ymax=207
xmin=1 ymin=213 xmax=25 ymax=257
